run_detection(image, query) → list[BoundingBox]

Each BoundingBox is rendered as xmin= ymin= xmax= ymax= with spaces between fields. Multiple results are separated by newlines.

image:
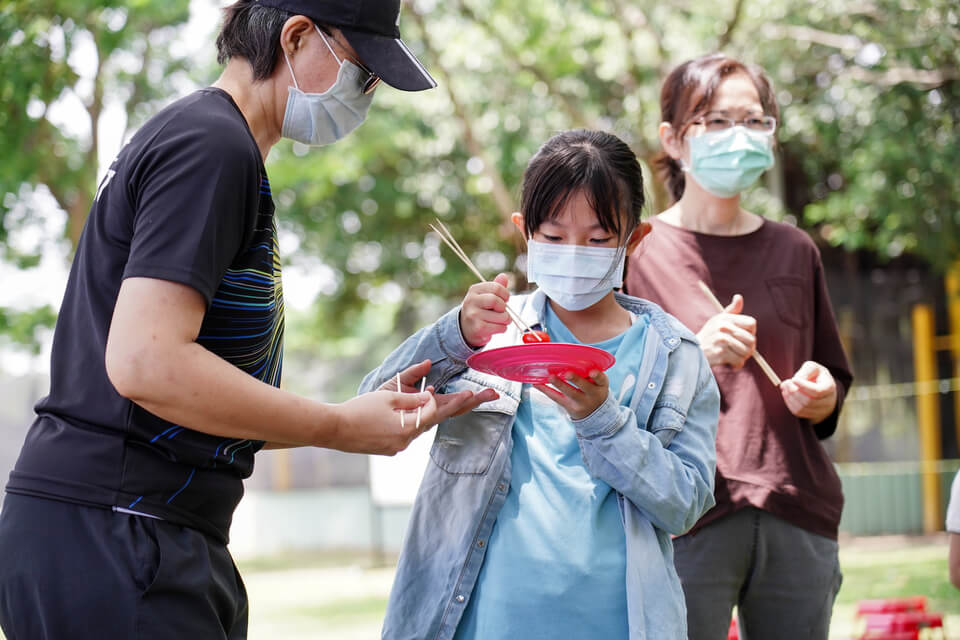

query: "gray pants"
xmin=673 ymin=508 xmax=842 ymax=640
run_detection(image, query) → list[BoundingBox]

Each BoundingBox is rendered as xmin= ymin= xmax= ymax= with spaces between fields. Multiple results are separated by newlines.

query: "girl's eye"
xmin=590 ymin=237 xmax=614 ymax=244
xmin=542 ymin=235 xmax=563 ymax=242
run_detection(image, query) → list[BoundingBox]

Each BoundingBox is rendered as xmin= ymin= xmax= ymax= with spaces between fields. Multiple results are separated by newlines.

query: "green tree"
xmin=0 ymin=0 xmax=193 ymax=350
xmin=2 ymin=0 xmax=957 ymax=364
xmin=743 ymin=0 xmax=959 ymax=269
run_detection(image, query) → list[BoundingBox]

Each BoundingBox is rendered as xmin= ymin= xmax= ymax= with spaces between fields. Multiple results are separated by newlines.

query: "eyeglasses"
xmin=353 ymin=60 xmax=381 ymax=95
xmin=689 ymin=114 xmax=777 ymax=134
xmin=316 ymin=25 xmax=381 ymax=95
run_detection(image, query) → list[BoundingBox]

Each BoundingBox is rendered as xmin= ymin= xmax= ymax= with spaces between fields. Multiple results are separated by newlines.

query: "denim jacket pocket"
xmin=647 ymin=399 xmax=686 ymax=447
xmin=431 ymin=375 xmax=513 ymax=475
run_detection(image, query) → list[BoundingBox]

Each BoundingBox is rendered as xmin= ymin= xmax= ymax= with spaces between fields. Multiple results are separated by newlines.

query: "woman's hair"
xmin=216 ymin=0 xmax=293 ymax=81
xmin=519 ymin=129 xmax=645 ymax=245
xmin=655 ymin=53 xmax=779 ymax=203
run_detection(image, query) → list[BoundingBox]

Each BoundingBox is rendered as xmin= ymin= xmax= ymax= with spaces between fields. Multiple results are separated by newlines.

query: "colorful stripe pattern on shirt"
xmin=189 ymin=174 xmax=284 ymax=469
xmin=126 ymin=173 xmax=281 ymax=487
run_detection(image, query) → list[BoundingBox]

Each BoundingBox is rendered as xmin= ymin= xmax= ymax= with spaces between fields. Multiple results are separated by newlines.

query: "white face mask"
xmin=526 ymin=239 xmax=625 ymax=311
xmin=281 ymin=25 xmax=374 ymax=146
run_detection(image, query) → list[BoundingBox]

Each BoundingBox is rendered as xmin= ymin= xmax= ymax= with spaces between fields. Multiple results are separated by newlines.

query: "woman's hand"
xmin=534 ymin=370 xmax=610 ymax=421
xmin=697 ymin=294 xmax=757 ymax=369
xmin=459 ymin=273 xmax=512 ymax=348
xmin=780 ymin=361 xmax=838 ymax=424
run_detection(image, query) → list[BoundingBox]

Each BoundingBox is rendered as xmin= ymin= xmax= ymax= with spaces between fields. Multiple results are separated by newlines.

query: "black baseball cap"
xmin=255 ymin=0 xmax=437 ymax=91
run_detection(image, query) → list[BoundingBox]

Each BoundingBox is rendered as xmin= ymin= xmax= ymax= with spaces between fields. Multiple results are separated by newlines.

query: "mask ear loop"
xmin=282 ymin=50 xmax=300 ymax=90
xmin=284 ymin=25 xmax=342 ymax=91
xmin=314 ymin=24 xmax=343 ymax=66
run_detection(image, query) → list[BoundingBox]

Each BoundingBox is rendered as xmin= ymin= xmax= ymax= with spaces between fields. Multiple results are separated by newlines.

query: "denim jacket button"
xmin=669 ymin=337 xmax=679 ymax=345
xmin=455 ymin=595 xmax=465 ymax=603
xmin=498 ymin=483 xmax=507 ymax=492
xmin=647 ymin=382 xmax=656 ymax=389
xmin=477 ymin=539 xmax=485 ymax=548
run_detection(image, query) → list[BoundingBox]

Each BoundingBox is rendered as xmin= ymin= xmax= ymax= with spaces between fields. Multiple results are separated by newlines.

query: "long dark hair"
xmin=655 ymin=53 xmax=779 ymax=203
xmin=519 ymin=129 xmax=645 ymax=246
xmin=216 ymin=1 xmax=292 ymax=81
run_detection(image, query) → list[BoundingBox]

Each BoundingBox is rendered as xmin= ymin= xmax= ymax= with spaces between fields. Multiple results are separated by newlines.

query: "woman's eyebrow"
xmin=704 ymin=107 xmax=764 ymax=115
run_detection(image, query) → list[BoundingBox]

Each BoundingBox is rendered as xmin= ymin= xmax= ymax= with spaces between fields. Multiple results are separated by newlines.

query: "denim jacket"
xmin=359 ymin=290 xmax=720 ymax=640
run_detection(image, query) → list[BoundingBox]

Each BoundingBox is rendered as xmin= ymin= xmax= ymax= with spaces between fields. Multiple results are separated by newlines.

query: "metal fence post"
xmin=947 ymin=262 xmax=960 ymax=450
xmin=912 ymin=303 xmax=942 ymax=533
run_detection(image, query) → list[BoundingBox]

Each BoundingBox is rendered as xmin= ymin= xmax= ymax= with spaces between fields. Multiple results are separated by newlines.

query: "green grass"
xmin=236 ymin=548 xmax=391 ymax=573
xmin=838 ymin=544 xmax=958 ymax=610
xmin=287 ymin=595 xmax=390 ymax=625
xmin=829 ymin=538 xmax=960 ymax=639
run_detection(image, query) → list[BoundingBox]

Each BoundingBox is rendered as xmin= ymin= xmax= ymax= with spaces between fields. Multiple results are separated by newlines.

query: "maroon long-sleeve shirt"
xmin=625 ymin=216 xmax=853 ymax=539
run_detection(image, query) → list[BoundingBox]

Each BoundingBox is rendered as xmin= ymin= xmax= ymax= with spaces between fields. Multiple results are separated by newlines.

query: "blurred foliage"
xmin=0 ymin=0 xmax=192 ymax=352
xmin=0 ymin=305 xmax=56 ymax=352
xmin=0 ymin=0 xmax=193 ymax=245
xmin=740 ymin=0 xmax=960 ymax=267
xmin=271 ymin=0 xmax=960 ymax=345
xmin=1 ymin=0 xmax=958 ymax=357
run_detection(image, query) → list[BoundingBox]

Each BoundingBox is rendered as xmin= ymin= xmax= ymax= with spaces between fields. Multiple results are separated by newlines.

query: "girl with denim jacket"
xmin=360 ymin=129 xmax=720 ymax=640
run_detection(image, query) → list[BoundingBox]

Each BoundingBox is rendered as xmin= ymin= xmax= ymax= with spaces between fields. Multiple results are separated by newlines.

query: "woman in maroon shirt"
xmin=624 ymin=53 xmax=853 ymax=640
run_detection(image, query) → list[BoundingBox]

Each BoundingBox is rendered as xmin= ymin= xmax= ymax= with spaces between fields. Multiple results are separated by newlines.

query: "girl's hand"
xmin=696 ymin=294 xmax=757 ymax=369
xmin=534 ymin=370 xmax=610 ymax=420
xmin=780 ymin=361 xmax=838 ymax=424
xmin=459 ymin=273 xmax=512 ymax=348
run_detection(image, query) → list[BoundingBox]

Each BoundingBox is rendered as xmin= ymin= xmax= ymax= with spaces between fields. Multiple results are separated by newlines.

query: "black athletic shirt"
xmin=6 ymin=88 xmax=282 ymax=543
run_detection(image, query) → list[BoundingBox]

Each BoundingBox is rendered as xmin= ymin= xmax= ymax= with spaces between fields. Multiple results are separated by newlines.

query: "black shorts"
xmin=0 ymin=493 xmax=248 ymax=640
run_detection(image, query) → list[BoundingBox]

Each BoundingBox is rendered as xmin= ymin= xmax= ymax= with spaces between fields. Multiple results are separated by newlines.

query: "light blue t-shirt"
xmin=453 ymin=302 xmax=650 ymax=639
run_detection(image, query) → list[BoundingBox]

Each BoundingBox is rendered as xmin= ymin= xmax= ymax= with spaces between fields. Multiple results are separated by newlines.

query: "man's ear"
xmin=626 ymin=221 xmax=652 ymax=255
xmin=659 ymin=121 xmax=684 ymax=161
xmin=280 ymin=15 xmax=315 ymax=57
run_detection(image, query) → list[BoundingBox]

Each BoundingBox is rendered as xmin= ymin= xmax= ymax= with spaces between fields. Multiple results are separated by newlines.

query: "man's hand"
xmin=459 ymin=273 xmax=512 ymax=348
xmin=378 ymin=359 xmax=497 ymax=420
xmin=534 ymin=370 xmax=610 ymax=421
xmin=697 ymin=294 xmax=757 ymax=369
xmin=780 ymin=361 xmax=838 ymax=424
xmin=335 ymin=359 xmax=499 ymax=455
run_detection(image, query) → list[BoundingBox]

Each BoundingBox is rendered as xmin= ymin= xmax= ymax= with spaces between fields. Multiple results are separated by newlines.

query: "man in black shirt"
xmin=0 ymin=1 xmax=496 ymax=638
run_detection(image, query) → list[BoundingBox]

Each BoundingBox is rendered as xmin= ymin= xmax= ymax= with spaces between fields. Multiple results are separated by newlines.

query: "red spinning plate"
xmin=467 ymin=343 xmax=615 ymax=384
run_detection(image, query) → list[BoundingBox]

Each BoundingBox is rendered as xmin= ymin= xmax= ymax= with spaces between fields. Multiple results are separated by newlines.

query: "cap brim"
xmin=339 ymin=28 xmax=437 ymax=92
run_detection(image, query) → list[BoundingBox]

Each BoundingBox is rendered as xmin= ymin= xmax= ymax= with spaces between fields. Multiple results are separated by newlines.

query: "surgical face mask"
xmin=526 ymin=239 xmax=625 ymax=311
xmin=281 ymin=26 xmax=374 ymax=146
xmin=684 ymin=125 xmax=775 ymax=198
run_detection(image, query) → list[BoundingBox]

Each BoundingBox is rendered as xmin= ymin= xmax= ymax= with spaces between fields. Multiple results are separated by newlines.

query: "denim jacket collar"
xmin=504 ymin=288 xmax=684 ymax=353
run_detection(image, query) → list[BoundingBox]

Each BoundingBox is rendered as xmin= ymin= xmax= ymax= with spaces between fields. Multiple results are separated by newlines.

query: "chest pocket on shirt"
xmin=430 ymin=374 xmax=514 ymax=475
xmin=766 ymin=276 xmax=809 ymax=331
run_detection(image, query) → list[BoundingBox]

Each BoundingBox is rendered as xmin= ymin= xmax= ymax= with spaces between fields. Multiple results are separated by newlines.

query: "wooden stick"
xmin=696 ymin=280 xmax=782 ymax=387
xmin=430 ymin=220 xmax=534 ymax=334
xmin=415 ymin=377 xmax=426 ymax=429
xmin=397 ymin=372 xmax=405 ymax=430
xmin=429 ymin=220 xmax=543 ymax=341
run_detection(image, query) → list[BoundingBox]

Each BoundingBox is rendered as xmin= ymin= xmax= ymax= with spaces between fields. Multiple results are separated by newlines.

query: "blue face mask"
xmin=281 ymin=25 xmax=374 ymax=146
xmin=526 ymin=239 xmax=625 ymax=311
xmin=685 ymin=126 xmax=775 ymax=198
